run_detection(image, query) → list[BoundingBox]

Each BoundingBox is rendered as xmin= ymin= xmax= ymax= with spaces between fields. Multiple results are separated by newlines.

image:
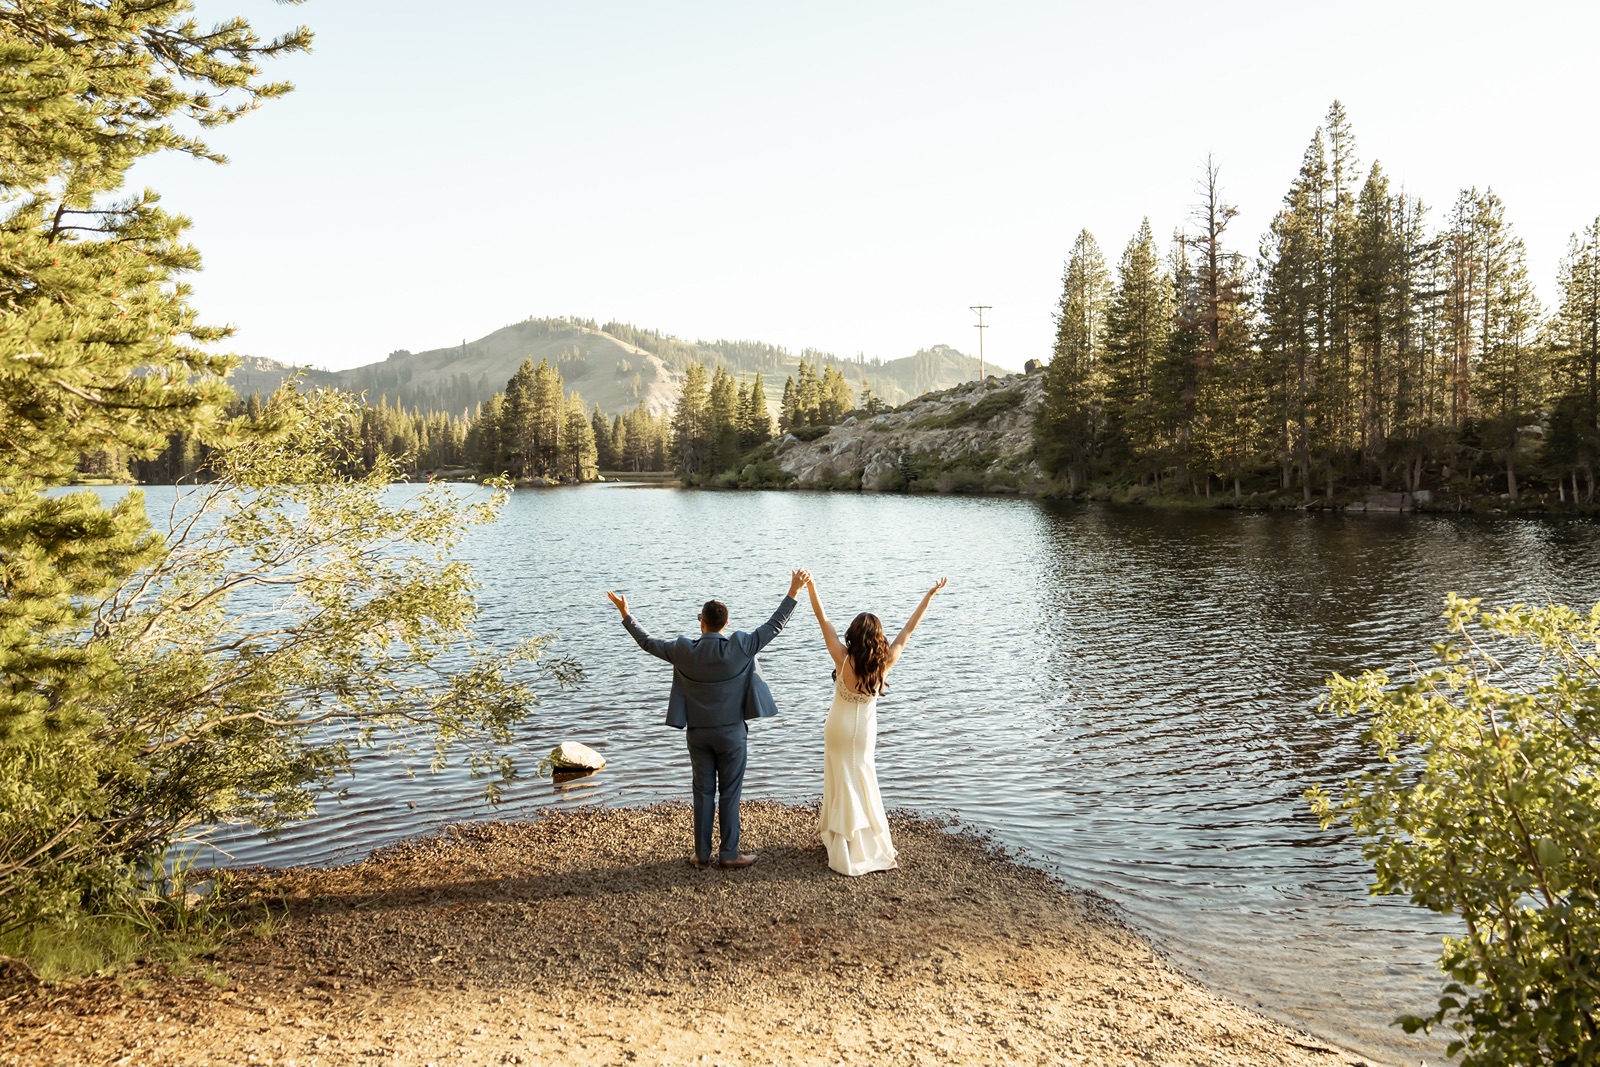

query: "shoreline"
xmin=1 ymin=803 xmax=1381 ymax=1067
xmin=70 ymin=475 xmax=1600 ymax=517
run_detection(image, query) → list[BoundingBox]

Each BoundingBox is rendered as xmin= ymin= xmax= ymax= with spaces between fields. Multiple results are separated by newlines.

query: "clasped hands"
xmin=605 ymin=569 xmax=813 ymax=618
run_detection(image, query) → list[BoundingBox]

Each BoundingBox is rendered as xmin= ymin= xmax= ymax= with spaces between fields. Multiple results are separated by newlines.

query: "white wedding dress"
xmin=818 ymin=675 xmax=898 ymax=875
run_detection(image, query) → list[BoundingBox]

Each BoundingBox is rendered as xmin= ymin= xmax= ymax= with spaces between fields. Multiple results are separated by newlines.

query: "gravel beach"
xmin=1 ymin=802 xmax=1377 ymax=1066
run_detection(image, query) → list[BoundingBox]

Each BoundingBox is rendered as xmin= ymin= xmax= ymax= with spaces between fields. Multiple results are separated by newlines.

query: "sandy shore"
xmin=1 ymin=803 xmax=1377 ymax=1066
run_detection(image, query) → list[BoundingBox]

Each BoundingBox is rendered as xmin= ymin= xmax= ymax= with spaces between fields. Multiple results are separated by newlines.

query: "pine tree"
xmin=591 ymin=405 xmax=616 ymax=470
xmin=561 ymin=393 xmax=599 ymax=481
xmin=1 ymin=3 xmax=309 ymax=744
xmin=1037 ymin=229 xmax=1112 ymax=488
xmin=1102 ymin=219 xmax=1175 ymax=482
xmin=707 ymin=366 xmax=741 ymax=473
xmin=819 ymin=365 xmax=854 ymax=423
xmin=1549 ymin=219 xmax=1600 ymax=499
xmin=0 ymin=0 xmax=313 ymax=932
xmin=1469 ymin=190 xmax=1543 ymax=500
xmin=1178 ymin=161 xmax=1254 ymax=496
xmin=673 ymin=363 xmax=711 ymax=475
xmin=795 ymin=360 xmax=822 ymax=425
xmin=531 ymin=359 xmax=565 ymax=476
xmin=745 ymin=372 xmax=774 ymax=444
xmin=780 ymin=375 xmax=799 ymax=431
xmin=500 ymin=361 xmax=536 ymax=477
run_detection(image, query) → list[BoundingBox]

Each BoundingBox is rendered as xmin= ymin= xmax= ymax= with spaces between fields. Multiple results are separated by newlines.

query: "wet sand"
xmin=0 ymin=803 xmax=1378 ymax=1066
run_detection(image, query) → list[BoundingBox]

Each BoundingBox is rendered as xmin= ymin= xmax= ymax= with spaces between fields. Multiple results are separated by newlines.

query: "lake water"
xmin=115 ymin=484 xmax=1600 ymax=1063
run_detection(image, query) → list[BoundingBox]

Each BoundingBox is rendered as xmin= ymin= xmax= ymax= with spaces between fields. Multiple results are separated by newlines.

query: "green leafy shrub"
xmin=910 ymin=390 xmax=1019 ymax=430
xmin=0 ymin=389 xmax=582 ymax=950
xmin=733 ymin=459 xmax=796 ymax=489
xmin=1308 ymin=594 xmax=1600 ymax=1065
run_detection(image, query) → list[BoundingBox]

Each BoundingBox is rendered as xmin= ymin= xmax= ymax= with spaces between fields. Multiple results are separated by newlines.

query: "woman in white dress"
xmin=803 ymin=575 xmax=947 ymax=876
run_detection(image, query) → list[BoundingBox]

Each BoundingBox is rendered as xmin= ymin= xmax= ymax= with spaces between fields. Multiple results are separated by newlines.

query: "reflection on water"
xmin=112 ymin=484 xmax=1600 ymax=1064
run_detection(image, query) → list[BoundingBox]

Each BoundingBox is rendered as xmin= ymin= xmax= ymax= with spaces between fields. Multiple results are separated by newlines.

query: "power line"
xmin=969 ymin=305 xmax=990 ymax=380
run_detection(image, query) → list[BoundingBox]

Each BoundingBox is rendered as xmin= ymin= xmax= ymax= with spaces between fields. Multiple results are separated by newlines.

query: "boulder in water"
xmin=547 ymin=741 xmax=606 ymax=772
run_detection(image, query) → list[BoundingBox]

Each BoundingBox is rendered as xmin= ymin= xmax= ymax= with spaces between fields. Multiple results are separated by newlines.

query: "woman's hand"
xmin=927 ymin=577 xmax=948 ymax=598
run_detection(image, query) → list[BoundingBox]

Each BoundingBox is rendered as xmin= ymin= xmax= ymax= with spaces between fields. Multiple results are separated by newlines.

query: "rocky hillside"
xmin=766 ymin=368 xmax=1046 ymax=492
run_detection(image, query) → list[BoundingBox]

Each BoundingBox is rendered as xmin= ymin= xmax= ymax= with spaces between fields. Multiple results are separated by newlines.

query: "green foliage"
xmin=2 ymin=388 xmax=583 ymax=941
xmin=1308 ymin=595 xmax=1600 ymax=1065
xmin=910 ymin=389 xmax=1019 ymax=431
xmin=1033 ymin=100 xmax=1599 ymax=506
xmin=0 ymin=1 xmax=311 ymax=483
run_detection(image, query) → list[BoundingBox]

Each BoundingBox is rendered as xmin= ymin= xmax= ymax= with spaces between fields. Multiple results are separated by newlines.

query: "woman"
xmin=803 ymin=574 xmax=947 ymax=876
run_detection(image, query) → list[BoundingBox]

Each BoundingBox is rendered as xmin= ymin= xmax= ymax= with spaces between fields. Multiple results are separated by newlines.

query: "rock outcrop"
xmin=546 ymin=741 xmax=606 ymax=772
xmin=769 ymin=372 xmax=1046 ymax=492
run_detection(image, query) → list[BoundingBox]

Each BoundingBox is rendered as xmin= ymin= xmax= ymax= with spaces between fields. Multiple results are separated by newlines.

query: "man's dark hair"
xmin=700 ymin=599 xmax=729 ymax=631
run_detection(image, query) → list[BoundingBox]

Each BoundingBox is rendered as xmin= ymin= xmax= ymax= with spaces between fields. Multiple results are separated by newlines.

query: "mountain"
xmin=229 ymin=318 xmax=1003 ymax=417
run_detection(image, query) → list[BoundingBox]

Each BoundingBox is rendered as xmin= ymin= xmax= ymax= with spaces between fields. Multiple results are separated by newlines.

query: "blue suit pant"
xmin=685 ymin=721 xmax=748 ymax=861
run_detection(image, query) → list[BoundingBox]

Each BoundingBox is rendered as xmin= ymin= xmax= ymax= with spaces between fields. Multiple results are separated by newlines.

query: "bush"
xmin=0 ymin=389 xmax=582 ymax=949
xmin=733 ymin=459 xmax=796 ymax=489
xmin=910 ymin=389 xmax=1019 ymax=430
xmin=1308 ymin=594 xmax=1600 ymax=1065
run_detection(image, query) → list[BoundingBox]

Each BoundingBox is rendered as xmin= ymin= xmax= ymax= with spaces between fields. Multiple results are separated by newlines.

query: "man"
xmin=606 ymin=569 xmax=808 ymax=870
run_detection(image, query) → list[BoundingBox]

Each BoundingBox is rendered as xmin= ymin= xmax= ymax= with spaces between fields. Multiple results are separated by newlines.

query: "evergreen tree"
xmin=1469 ymin=190 xmax=1543 ymax=500
xmin=1102 ymin=219 xmax=1175 ymax=482
xmin=591 ymin=405 xmax=616 ymax=470
xmin=744 ymin=372 xmax=774 ymax=444
xmin=0 ymin=2 xmax=309 ymax=754
xmin=780 ymin=375 xmax=799 ymax=430
xmin=795 ymin=360 xmax=822 ymax=425
xmin=706 ymin=366 xmax=741 ymax=473
xmin=1037 ymin=229 xmax=1112 ymax=488
xmin=1549 ymin=219 xmax=1600 ymax=499
xmin=819 ymin=365 xmax=854 ymax=423
xmin=1177 ymin=164 xmax=1255 ymax=495
xmin=561 ymin=393 xmax=599 ymax=482
xmin=673 ymin=363 xmax=711 ymax=475
xmin=531 ymin=359 xmax=565 ymax=476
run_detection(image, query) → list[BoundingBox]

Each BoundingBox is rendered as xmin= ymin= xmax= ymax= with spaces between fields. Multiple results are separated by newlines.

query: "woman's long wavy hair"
xmin=836 ymin=612 xmax=891 ymax=696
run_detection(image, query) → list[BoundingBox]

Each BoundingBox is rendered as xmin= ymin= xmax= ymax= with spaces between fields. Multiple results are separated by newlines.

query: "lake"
xmin=116 ymin=483 xmax=1600 ymax=1063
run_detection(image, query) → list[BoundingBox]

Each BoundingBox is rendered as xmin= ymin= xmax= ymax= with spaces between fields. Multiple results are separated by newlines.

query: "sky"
xmin=133 ymin=1 xmax=1600 ymax=373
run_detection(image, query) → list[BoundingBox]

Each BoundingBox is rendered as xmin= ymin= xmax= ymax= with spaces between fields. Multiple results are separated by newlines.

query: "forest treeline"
xmin=666 ymin=357 xmax=877 ymax=480
xmin=1037 ymin=101 xmax=1600 ymax=504
xmin=102 ymin=349 xmax=877 ymax=486
xmin=107 ymin=359 xmax=677 ymax=484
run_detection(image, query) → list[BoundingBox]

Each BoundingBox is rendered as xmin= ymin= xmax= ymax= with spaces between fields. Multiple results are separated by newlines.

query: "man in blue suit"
xmin=607 ymin=569 xmax=808 ymax=870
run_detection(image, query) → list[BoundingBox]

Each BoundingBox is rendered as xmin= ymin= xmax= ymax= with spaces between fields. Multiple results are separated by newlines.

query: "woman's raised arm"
xmin=805 ymin=575 xmax=846 ymax=665
xmin=888 ymin=578 xmax=947 ymax=666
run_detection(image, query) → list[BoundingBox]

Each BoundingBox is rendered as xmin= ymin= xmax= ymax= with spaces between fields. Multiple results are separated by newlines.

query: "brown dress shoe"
xmin=717 ymin=854 xmax=759 ymax=869
xmin=688 ymin=856 xmax=713 ymax=870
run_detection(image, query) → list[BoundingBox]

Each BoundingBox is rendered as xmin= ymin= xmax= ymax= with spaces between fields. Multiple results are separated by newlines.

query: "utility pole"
xmin=970 ymin=305 xmax=990 ymax=380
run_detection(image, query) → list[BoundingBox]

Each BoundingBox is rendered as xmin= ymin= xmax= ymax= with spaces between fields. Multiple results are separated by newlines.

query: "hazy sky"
xmin=135 ymin=1 xmax=1600 ymax=373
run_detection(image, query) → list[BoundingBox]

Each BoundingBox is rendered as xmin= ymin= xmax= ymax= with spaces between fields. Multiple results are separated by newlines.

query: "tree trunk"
xmin=1506 ymin=454 xmax=1518 ymax=502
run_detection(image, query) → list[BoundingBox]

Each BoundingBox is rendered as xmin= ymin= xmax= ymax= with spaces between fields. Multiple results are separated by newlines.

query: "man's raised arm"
xmin=608 ymin=590 xmax=674 ymax=661
xmin=748 ymin=569 xmax=809 ymax=654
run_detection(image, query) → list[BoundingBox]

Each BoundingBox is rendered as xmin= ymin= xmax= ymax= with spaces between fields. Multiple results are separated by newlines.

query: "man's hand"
xmin=788 ymin=569 xmax=811 ymax=598
xmin=606 ymin=590 xmax=629 ymax=616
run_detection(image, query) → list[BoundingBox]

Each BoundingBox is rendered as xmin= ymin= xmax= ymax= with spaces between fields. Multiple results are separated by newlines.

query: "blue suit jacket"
xmin=623 ymin=596 xmax=796 ymax=729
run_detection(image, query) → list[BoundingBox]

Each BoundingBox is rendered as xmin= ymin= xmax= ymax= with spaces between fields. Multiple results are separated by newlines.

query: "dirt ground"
xmin=1 ymin=803 xmax=1378 ymax=1066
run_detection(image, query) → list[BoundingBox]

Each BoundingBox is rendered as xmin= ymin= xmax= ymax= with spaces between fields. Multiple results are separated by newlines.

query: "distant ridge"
xmin=228 ymin=317 xmax=1003 ymax=417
